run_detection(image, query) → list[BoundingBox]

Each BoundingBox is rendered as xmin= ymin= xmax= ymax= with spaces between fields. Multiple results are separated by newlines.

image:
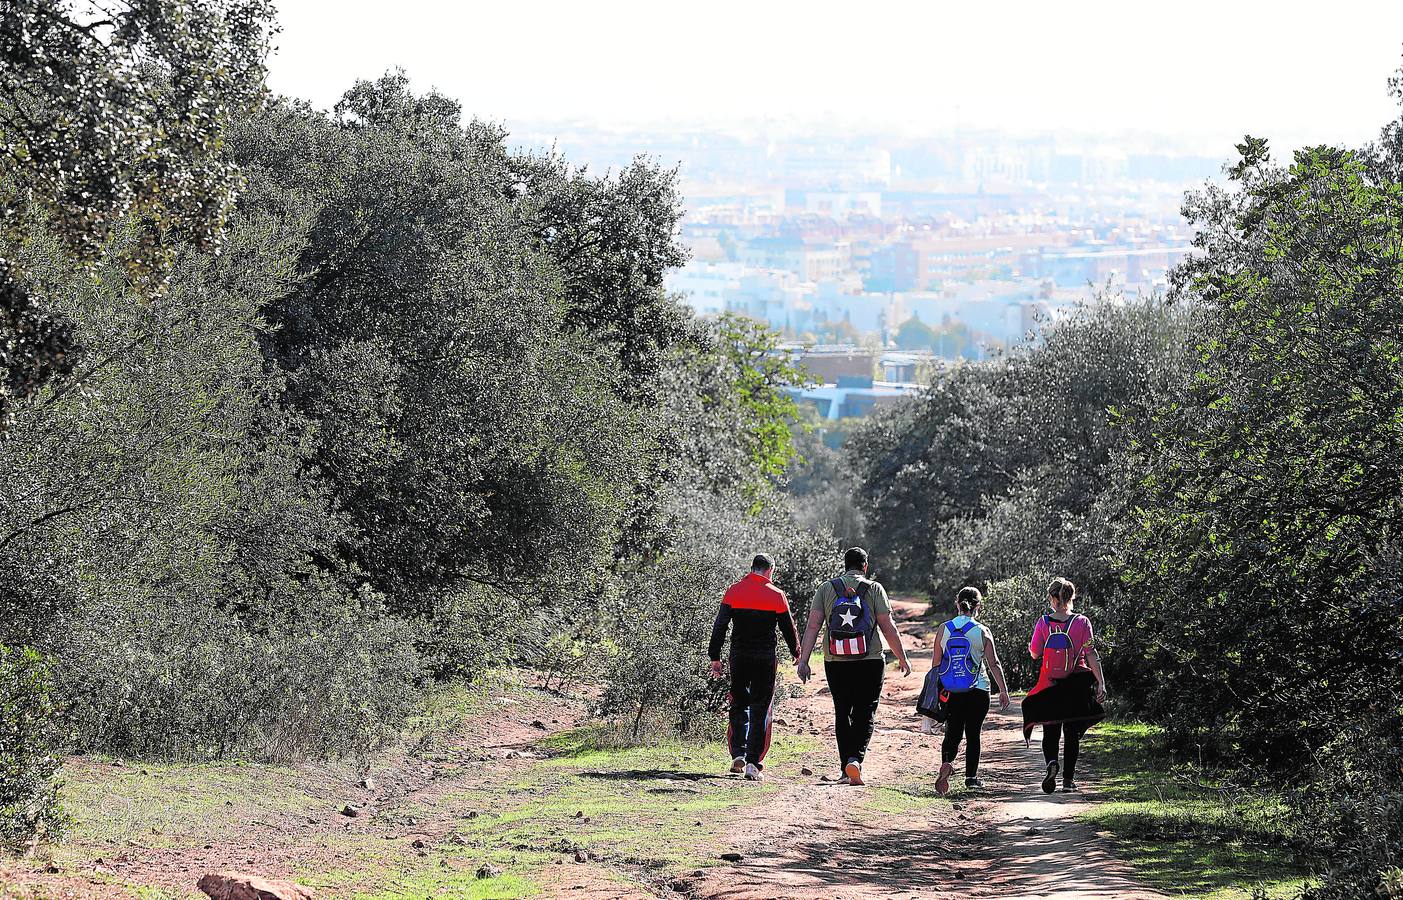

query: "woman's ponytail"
xmin=955 ymin=586 xmax=983 ymax=616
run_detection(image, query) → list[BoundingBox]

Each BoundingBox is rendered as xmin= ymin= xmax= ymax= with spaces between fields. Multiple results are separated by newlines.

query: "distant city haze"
xmin=270 ymin=0 xmax=1403 ymax=150
xmin=268 ymin=0 xmax=1403 ymax=397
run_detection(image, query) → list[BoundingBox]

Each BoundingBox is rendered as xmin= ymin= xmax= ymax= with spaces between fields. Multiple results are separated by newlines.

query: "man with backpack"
xmin=708 ymin=553 xmax=800 ymax=782
xmin=795 ymin=547 xmax=911 ymax=785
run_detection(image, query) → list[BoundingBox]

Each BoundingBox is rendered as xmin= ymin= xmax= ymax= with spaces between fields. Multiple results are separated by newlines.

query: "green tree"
xmin=0 ymin=0 xmax=275 ymax=425
xmin=1120 ymin=141 xmax=1403 ymax=898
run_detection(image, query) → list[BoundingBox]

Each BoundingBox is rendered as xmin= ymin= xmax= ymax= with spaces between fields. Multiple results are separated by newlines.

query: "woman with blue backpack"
xmin=927 ymin=587 xmax=1012 ymax=795
xmin=1022 ymin=576 xmax=1107 ymax=794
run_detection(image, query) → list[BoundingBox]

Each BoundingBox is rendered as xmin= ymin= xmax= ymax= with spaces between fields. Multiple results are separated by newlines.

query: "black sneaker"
xmin=1041 ymin=759 xmax=1059 ymax=794
xmin=1062 ymin=780 xmax=1079 ymax=793
xmin=965 ymin=776 xmax=984 ymax=790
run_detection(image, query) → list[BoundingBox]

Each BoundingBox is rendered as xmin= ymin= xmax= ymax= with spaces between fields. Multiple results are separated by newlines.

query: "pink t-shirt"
xmin=1030 ymin=614 xmax=1094 ymax=668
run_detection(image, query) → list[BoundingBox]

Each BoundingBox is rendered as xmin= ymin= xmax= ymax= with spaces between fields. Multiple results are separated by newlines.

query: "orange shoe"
xmin=935 ymin=762 xmax=954 ymax=796
xmin=844 ymin=759 xmax=864 ymax=785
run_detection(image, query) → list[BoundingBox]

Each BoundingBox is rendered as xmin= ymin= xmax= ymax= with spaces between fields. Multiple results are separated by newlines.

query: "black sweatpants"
xmin=727 ymin=655 xmax=777 ymax=765
xmin=1043 ymin=719 xmax=1090 ymax=778
xmin=941 ymin=688 xmax=990 ymax=777
xmin=824 ymin=658 xmax=885 ymax=766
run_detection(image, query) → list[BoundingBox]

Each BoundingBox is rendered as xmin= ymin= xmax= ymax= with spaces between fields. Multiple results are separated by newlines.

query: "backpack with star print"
xmin=826 ymin=577 xmax=876 ymax=656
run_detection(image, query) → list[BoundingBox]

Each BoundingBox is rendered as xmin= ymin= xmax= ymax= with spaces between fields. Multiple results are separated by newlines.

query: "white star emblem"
xmin=839 ymin=610 xmax=857 ymax=627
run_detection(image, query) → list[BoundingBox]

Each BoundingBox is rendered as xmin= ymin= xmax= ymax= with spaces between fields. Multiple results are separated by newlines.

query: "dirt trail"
xmin=693 ymin=598 xmax=1164 ymax=900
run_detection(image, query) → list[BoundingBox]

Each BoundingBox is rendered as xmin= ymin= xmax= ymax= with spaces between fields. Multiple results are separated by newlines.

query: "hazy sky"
xmin=269 ymin=0 xmax=1403 ymax=150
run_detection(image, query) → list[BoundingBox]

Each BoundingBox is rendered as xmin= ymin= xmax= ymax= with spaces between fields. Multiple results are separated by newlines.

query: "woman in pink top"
xmin=1023 ymin=577 xmax=1107 ymax=794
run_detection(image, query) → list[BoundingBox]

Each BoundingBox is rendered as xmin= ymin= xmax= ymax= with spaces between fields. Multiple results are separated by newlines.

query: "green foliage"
xmin=677 ymin=313 xmax=813 ymax=506
xmin=0 ymin=0 xmax=276 ymax=424
xmin=1121 ymin=142 xmax=1403 ymax=898
xmin=1078 ymin=721 xmax=1306 ymax=900
xmin=0 ymin=65 xmax=828 ymax=778
xmin=0 ymin=646 xmax=63 ymax=852
xmin=784 ymin=411 xmax=866 ymax=548
xmin=849 ymin=298 xmax=1192 ymax=597
xmin=893 ymin=315 xmax=979 ymax=358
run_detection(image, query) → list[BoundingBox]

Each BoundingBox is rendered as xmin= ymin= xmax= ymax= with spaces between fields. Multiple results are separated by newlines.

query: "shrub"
xmin=50 ymin=587 xmax=422 ymax=762
xmin=0 ymin=646 xmax=64 ymax=852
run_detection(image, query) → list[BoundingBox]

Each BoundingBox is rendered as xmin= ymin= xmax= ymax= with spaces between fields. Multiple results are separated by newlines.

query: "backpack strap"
xmin=853 ymin=581 xmax=871 ymax=601
xmin=949 ymin=620 xmax=973 ymax=636
xmin=829 ymin=577 xmax=850 ymax=599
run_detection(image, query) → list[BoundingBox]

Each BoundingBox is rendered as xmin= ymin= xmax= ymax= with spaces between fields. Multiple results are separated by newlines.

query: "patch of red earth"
xmin=0 ymin=677 xmax=600 ymax=899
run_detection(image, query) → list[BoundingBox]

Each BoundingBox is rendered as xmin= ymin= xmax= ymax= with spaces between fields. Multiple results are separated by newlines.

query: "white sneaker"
xmin=920 ymin=717 xmax=936 ymax=734
xmin=744 ymin=763 xmax=764 ymax=782
xmin=729 ymin=756 xmax=746 ymax=774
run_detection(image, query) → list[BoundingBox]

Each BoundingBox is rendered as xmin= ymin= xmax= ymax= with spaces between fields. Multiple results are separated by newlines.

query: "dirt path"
xmin=694 ymin=598 xmax=1164 ymax=900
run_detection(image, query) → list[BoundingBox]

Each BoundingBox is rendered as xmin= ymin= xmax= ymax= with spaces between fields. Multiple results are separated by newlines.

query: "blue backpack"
xmin=827 ymin=577 xmax=876 ymax=656
xmin=937 ymin=620 xmax=980 ymax=693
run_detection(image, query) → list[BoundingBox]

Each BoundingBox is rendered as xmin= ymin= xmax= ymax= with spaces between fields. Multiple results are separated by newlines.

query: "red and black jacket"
xmin=709 ymin=572 xmax=800 ymax=662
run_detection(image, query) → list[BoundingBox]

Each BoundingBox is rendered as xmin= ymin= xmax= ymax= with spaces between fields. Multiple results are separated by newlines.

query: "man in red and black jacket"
xmin=708 ymin=553 xmax=800 ymax=782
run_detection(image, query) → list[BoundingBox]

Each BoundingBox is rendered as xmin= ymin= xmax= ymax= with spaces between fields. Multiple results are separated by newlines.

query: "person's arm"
xmin=708 ymin=601 xmax=732 ymax=679
xmin=795 ymin=616 xmax=822 ymax=682
xmin=983 ymin=633 xmax=1013 ymax=711
xmin=876 ymin=613 xmax=911 ymax=676
xmin=930 ymin=626 xmax=944 ymax=668
xmin=1085 ymin=648 xmax=1107 ymax=702
xmin=1029 ymin=616 xmax=1046 ymax=659
xmin=778 ymin=600 xmax=800 ymax=660
xmin=795 ymin=589 xmax=824 ymax=682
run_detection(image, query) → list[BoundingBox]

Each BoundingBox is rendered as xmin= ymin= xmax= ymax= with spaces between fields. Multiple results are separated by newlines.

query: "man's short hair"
xmin=751 ymin=553 xmax=775 ymax=573
xmin=843 ymin=547 xmax=869 ymax=571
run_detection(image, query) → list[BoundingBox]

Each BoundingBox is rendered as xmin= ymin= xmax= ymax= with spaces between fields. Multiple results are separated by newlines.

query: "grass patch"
xmin=56 ymin=757 xmax=331 ymax=849
xmin=861 ymin=781 xmax=946 ymax=817
xmin=307 ymin=724 xmax=819 ymax=896
xmin=1080 ymin=720 xmax=1310 ymax=899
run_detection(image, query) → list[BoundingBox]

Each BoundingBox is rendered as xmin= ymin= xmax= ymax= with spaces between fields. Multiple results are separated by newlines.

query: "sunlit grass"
xmin=1079 ymin=720 xmax=1311 ymax=899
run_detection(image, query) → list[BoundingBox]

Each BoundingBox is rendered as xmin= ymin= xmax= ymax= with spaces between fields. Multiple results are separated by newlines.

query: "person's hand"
xmin=796 ymin=659 xmax=812 ymax=683
xmin=999 ymin=691 xmax=1012 ymax=712
xmin=709 ymin=660 xmax=723 ymax=681
xmin=896 ymin=657 xmax=911 ymax=677
xmin=1095 ymin=681 xmax=1107 ymax=703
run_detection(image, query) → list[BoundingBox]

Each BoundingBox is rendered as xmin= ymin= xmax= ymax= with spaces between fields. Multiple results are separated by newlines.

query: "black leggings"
xmin=1043 ymin=720 xmax=1090 ymax=779
xmin=941 ymin=689 xmax=990 ymax=777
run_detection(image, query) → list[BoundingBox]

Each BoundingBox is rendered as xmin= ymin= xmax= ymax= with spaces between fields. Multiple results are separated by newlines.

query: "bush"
xmin=50 ymin=587 xmax=422 ymax=761
xmin=977 ymin=573 xmax=1048 ymax=692
xmin=0 ymin=646 xmax=64 ymax=852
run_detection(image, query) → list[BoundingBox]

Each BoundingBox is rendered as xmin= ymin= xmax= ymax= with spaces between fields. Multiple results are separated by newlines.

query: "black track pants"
xmin=727 ymin=656 xmax=777 ymax=765
xmin=824 ymin=658 xmax=885 ymax=766
xmin=1043 ymin=719 xmax=1090 ymax=778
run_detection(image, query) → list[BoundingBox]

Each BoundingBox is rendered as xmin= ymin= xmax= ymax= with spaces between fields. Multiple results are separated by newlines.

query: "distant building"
xmin=785 ymin=189 xmax=883 ymax=220
xmin=665 ymin=261 xmax=746 ymax=315
xmin=786 ymin=376 xmax=921 ymax=420
xmin=880 ymin=351 xmax=936 ymax=383
xmin=797 ymin=346 xmax=876 ymax=383
xmin=1034 ymin=246 xmax=1192 ymax=288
